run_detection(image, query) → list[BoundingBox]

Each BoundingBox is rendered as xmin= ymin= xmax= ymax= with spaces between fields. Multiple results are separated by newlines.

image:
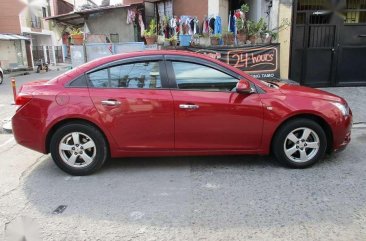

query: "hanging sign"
xmin=188 ymin=44 xmax=280 ymax=79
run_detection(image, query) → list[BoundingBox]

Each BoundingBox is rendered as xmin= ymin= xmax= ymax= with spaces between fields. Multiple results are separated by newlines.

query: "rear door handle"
xmin=101 ymin=100 xmax=121 ymax=106
xmin=179 ymin=104 xmax=199 ymax=110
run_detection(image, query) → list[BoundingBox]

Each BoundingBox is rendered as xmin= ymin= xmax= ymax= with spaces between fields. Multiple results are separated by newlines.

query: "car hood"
xmin=278 ymin=83 xmax=345 ymax=103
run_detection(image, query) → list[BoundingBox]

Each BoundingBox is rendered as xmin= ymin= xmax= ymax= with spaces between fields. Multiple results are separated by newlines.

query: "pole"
xmin=11 ymin=78 xmax=17 ymax=104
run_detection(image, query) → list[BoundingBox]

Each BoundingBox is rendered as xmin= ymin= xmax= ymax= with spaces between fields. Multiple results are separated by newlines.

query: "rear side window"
xmin=68 ymin=75 xmax=87 ymax=87
xmin=88 ymin=61 xmax=162 ymax=89
xmin=172 ymin=61 xmax=238 ymax=91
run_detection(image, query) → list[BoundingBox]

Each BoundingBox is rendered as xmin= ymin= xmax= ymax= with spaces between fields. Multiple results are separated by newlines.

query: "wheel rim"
xmin=58 ymin=132 xmax=96 ymax=168
xmin=283 ymin=127 xmax=320 ymax=163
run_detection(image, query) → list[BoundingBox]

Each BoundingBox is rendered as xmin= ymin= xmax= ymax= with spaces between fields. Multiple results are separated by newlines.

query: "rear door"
xmin=87 ymin=56 xmax=174 ymax=150
xmin=165 ymin=56 xmax=263 ymax=150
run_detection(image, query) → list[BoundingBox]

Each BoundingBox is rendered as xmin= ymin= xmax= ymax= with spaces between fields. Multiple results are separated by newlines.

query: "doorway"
xmin=290 ymin=0 xmax=366 ymax=87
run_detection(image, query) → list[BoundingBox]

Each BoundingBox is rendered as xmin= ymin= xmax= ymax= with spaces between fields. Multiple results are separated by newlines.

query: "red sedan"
xmin=12 ymin=50 xmax=352 ymax=175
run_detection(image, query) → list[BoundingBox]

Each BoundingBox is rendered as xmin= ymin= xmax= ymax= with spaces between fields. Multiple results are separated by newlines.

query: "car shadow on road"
xmin=22 ymin=140 xmax=366 ymax=230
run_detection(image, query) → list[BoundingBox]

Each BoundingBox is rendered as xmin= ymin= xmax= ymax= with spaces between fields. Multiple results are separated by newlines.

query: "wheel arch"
xmin=45 ymin=118 xmax=111 ymax=155
xmin=270 ymin=113 xmax=333 ymax=154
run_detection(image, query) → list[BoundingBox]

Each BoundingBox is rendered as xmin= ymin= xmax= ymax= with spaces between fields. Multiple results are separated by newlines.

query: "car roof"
xmin=49 ymin=50 xmax=263 ymax=87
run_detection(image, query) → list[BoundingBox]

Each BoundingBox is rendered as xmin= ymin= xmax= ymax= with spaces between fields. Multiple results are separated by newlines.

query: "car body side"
xmin=12 ymin=51 xmax=352 ymax=157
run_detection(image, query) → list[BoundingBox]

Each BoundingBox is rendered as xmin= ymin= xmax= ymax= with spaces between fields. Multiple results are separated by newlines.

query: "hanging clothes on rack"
xmin=214 ymin=16 xmax=222 ymax=35
xmin=209 ymin=17 xmax=215 ymax=34
xmin=202 ymin=16 xmax=209 ymax=35
xmin=138 ymin=13 xmax=145 ymax=37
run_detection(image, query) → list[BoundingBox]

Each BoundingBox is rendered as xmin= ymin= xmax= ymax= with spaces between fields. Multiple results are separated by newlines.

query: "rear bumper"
xmin=12 ymin=115 xmax=47 ymax=154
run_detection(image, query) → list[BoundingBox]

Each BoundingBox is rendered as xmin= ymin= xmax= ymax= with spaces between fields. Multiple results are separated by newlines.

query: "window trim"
xmin=87 ymin=60 xmax=167 ymax=89
xmin=164 ymin=55 xmax=256 ymax=93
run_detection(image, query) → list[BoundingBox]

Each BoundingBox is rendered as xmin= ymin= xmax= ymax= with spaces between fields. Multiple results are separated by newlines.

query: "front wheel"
xmin=0 ymin=73 xmax=3 ymax=84
xmin=50 ymin=123 xmax=108 ymax=175
xmin=272 ymin=118 xmax=327 ymax=168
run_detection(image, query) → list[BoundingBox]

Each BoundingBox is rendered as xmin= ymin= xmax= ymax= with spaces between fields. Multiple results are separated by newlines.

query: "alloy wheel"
xmin=58 ymin=132 xmax=96 ymax=168
xmin=283 ymin=127 xmax=320 ymax=163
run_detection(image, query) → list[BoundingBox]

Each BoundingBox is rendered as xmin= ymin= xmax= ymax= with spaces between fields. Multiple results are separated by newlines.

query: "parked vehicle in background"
xmin=0 ymin=67 xmax=3 ymax=84
xmin=11 ymin=50 xmax=352 ymax=175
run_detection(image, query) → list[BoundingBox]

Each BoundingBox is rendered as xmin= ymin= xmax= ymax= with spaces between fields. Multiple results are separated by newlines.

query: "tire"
xmin=0 ymin=73 xmax=3 ymax=84
xmin=272 ymin=118 xmax=327 ymax=168
xmin=50 ymin=122 xmax=108 ymax=175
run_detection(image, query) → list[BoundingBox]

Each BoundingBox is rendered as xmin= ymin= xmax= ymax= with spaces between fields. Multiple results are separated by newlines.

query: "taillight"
xmin=15 ymin=94 xmax=32 ymax=106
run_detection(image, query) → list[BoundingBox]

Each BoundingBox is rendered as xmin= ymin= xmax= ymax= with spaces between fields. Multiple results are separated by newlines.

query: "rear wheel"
xmin=50 ymin=123 xmax=108 ymax=175
xmin=272 ymin=118 xmax=327 ymax=168
xmin=0 ymin=73 xmax=3 ymax=84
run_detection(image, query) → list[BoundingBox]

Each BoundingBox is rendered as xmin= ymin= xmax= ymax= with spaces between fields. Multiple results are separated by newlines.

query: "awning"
xmin=0 ymin=34 xmax=29 ymax=41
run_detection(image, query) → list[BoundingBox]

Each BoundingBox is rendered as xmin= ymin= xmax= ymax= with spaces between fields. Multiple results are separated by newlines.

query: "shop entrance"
xmin=290 ymin=0 xmax=366 ymax=87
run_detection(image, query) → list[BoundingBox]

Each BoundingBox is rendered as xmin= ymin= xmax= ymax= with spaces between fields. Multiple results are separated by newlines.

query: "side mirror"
xmin=236 ymin=79 xmax=254 ymax=94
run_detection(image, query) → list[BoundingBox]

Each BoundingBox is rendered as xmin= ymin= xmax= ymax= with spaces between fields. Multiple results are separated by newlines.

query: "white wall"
xmin=0 ymin=40 xmax=28 ymax=69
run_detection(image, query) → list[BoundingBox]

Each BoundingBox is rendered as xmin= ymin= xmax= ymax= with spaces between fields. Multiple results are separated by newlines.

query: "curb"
xmin=2 ymin=120 xmax=12 ymax=134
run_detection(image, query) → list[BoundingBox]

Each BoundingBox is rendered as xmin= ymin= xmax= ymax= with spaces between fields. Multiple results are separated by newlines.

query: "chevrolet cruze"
xmin=12 ymin=51 xmax=352 ymax=175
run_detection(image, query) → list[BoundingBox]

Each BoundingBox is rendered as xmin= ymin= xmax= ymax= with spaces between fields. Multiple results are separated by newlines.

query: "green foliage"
xmin=260 ymin=18 xmax=291 ymax=41
xmin=210 ymin=33 xmax=222 ymax=39
xmin=236 ymin=18 xmax=246 ymax=33
xmin=70 ymin=28 xmax=83 ymax=36
xmin=246 ymin=18 xmax=265 ymax=36
xmin=240 ymin=3 xmax=250 ymax=13
xmin=144 ymin=19 xmax=157 ymax=37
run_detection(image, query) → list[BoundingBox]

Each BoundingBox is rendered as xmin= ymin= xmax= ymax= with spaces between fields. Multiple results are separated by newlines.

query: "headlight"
xmin=332 ymin=102 xmax=349 ymax=116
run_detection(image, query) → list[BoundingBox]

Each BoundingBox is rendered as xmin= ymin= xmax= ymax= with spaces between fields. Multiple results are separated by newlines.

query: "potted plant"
xmin=144 ymin=19 xmax=157 ymax=45
xmin=236 ymin=18 xmax=247 ymax=44
xmin=260 ymin=18 xmax=290 ymax=44
xmin=191 ymin=34 xmax=201 ymax=47
xmin=70 ymin=28 xmax=83 ymax=45
xmin=247 ymin=18 xmax=265 ymax=44
xmin=223 ymin=31 xmax=234 ymax=45
xmin=210 ymin=33 xmax=221 ymax=46
xmin=168 ymin=35 xmax=178 ymax=46
xmin=235 ymin=3 xmax=250 ymax=45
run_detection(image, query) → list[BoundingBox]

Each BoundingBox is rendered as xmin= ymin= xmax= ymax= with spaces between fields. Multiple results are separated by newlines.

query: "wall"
xmin=0 ymin=1 xmax=25 ymax=34
xmin=0 ymin=40 xmax=27 ymax=69
xmin=86 ymin=8 xmax=135 ymax=43
xmin=174 ymin=0 xmax=208 ymax=21
xmin=278 ymin=0 xmax=292 ymax=79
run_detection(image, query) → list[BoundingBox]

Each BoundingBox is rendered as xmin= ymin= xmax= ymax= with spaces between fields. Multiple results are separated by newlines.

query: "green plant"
xmin=210 ymin=33 xmax=222 ymax=39
xmin=167 ymin=35 xmax=177 ymax=42
xmin=260 ymin=18 xmax=290 ymax=41
xmin=236 ymin=18 xmax=246 ymax=33
xmin=240 ymin=3 xmax=250 ymax=13
xmin=70 ymin=28 xmax=83 ymax=36
xmin=223 ymin=31 xmax=233 ymax=36
xmin=247 ymin=18 xmax=265 ymax=36
xmin=144 ymin=19 xmax=157 ymax=37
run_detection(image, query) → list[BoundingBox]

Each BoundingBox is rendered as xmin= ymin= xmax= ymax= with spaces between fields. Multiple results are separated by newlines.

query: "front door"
xmin=166 ymin=58 xmax=263 ymax=150
xmin=88 ymin=58 xmax=174 ymax=150
xmin=290 ymin=0 xmax=366 ymax=86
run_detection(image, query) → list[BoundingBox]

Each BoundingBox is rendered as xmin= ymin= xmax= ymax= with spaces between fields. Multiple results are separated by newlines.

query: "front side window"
xmin=88 ymin=61 xmax=162 ymax=89
xmin=172 ymin=62 xmax=238 ymax=91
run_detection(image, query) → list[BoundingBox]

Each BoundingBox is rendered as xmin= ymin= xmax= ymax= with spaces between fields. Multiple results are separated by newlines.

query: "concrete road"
xmin=1 ymin=72 xmax=366 ymax=240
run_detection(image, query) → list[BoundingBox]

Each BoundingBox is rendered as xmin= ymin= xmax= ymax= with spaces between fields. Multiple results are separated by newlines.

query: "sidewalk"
xmin=320 ymin=87 xmax=366 ymax=124
xmin=4 ymin=63 xmax=71 ymax=78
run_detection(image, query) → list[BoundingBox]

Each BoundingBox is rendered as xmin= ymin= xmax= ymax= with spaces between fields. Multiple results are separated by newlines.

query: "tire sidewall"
xmin=273 ymin=119 xmax=327 ymax=168
xmin=50 ymin=123 xmax=108 ymax=175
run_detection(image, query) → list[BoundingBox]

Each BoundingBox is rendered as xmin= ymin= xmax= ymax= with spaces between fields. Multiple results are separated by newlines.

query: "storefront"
xmin=138 ymin=0 xmax=284 ymax=79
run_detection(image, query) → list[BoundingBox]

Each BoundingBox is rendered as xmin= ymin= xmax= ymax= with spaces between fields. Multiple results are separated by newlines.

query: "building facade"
xmin=0 ymin=0 xmax=65 ymax=70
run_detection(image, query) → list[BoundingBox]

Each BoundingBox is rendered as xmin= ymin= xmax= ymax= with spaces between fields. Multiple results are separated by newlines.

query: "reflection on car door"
xmin=88 ymin=57 xmax=174 ymax=150
xmin=167 ymin=59 xmax=263 ymax=150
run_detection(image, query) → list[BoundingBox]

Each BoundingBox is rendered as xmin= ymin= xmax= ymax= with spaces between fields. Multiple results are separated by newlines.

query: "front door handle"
xmin=101 ymin=100 xmax=121 ymax=106
xmin=179 ymin=104 xmax=199 ymax=110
